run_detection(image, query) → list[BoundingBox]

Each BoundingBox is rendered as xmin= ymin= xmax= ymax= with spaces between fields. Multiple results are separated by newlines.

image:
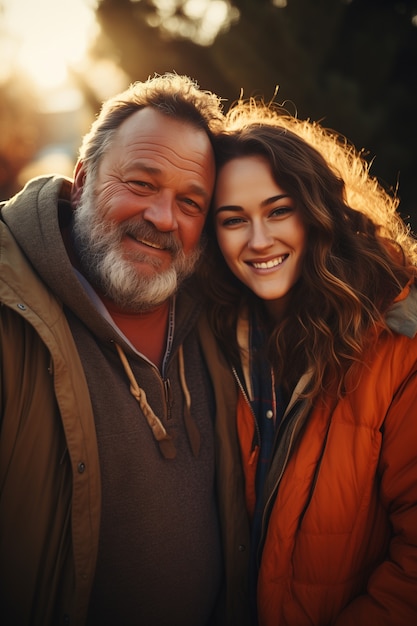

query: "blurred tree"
xmin=79 ymin=0 xmax=417 ymax=229
xmin=0 ymin=76 xmax=41 ymax=199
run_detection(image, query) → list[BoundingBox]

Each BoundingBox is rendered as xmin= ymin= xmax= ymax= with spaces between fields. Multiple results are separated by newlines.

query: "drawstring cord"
xmin=115 ymin=343 xmax=200 ymax=459
xmin=178 ymin=345 xmax=201 ymax=457
xmin=115 ymin=343 xmax=176 ymax=459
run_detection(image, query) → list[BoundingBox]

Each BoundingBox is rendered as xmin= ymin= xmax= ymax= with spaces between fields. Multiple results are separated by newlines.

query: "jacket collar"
xmin=385 ymin=280 xmax=417 ymax=338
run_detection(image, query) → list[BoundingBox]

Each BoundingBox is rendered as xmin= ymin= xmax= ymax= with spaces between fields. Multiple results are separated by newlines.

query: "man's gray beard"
xmin=72 ymin=175 xmax=204 ymax=312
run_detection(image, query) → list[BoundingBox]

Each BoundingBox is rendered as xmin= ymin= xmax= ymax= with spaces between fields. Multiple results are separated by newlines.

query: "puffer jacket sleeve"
xmin=335 ymin=364 xmax=417 ymax=625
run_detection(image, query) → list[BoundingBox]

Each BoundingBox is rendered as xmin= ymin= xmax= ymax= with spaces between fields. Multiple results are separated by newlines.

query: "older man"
xmin=0 ymin=74 xmax=249 ymax=626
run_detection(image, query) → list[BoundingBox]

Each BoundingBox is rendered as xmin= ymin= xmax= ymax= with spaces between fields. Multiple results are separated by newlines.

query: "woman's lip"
xmin=246 ymin=254 xmax=288 ymax=269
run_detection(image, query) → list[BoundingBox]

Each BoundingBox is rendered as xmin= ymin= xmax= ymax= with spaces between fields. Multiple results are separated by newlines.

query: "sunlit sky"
xmin=0 ymin=0 xmax=236 ymax=187
xmin=0 ymin=0 xmax=234 ymax=96
xmin=0 ymin=0 xmax=98 ymax=89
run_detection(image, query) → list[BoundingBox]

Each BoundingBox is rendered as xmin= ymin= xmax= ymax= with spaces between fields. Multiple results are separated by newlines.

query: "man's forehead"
xmin=117 ymin=107 xmax=205 ymax=141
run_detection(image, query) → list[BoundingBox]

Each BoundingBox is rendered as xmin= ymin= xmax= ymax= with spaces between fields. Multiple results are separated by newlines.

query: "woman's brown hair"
xmin=201 ymin=100 xmax=417 ymax=400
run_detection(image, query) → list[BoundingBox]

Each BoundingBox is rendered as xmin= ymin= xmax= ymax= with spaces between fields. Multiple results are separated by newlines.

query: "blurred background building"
xmin=1 ymin=0 xmax=416 ymax=230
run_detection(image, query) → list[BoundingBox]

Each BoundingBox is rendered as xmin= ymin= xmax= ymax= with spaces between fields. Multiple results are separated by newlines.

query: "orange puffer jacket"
xmin=235 ymin=284 xmax=417 ymax=626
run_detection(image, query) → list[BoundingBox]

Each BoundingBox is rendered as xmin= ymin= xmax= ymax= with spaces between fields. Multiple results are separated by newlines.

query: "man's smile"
xmin=134 ymin=236 xmax=164 ymax=250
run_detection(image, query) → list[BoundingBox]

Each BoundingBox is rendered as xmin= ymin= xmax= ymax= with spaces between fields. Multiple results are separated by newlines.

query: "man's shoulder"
xmin=1 ymin=174 xmax=71 ymax=226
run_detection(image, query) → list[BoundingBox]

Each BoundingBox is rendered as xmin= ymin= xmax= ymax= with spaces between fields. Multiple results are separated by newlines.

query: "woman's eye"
xmin=270 ymin=206 xmax=292 ymax=218
xmin=221 ymin=216 xmax=245 ymax=226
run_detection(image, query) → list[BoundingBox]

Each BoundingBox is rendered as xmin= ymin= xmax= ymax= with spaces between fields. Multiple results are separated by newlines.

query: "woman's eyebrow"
xmin=215 ymin=194 xmax=291 ymax=215
xmin=214 ymin=205 xmax=244 ymax=215
xmin=261 ymin=193 xmax=291 ymax=207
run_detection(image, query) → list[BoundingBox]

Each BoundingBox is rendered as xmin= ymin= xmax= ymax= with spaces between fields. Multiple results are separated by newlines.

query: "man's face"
xmin=72 ymin=107 xmax=215 ymax=311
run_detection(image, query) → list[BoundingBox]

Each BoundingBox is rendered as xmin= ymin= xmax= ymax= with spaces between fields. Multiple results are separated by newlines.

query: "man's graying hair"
xmin=78 ymin=73 xmax=224 ymax=178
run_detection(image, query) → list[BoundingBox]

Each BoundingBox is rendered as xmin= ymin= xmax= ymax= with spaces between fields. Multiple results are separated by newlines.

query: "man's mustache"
xmin=118 ymin=220 xmax=182 ymax=255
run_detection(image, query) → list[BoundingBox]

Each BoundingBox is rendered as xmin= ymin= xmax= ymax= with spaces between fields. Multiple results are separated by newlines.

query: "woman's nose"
xmin=248 ymin=222 xmax=274 ymax=250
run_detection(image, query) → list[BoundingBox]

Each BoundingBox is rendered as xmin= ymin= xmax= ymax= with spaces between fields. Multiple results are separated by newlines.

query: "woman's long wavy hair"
xmin=201 ymin=100 xmax=417 ymax=400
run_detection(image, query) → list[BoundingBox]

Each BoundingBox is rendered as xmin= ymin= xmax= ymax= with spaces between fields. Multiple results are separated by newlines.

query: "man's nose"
xmin=142 ymin=192 xmax=178 ymax=232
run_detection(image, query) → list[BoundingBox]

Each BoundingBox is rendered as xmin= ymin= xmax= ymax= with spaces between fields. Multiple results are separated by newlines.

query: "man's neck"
xmin=102 ymin=296 xmax=171 ymax=369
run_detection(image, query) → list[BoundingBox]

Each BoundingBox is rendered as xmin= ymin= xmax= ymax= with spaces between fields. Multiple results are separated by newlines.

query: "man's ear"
xmin=71 ymin=160 xmax=86 ymax=207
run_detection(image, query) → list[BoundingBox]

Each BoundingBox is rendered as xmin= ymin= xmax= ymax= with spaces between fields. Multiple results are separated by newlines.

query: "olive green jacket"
xmin=0 ymin=214 xmax=100 ymax=624
xmin=0 ymin=176 xmax=251 ymax=626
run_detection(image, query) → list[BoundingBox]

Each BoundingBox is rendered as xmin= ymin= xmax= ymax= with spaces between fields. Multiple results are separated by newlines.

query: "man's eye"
xmin=183 ymin=198 xmax=198 ymax=207
xmin=181 ymin=198 xmax=203 ymax=214
xmin=126 ymin=180 xmax=153 ymax=190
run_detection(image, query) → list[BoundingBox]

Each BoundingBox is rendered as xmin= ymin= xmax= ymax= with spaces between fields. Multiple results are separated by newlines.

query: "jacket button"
xmin=238 ymin=544 xmax=246 ymax=552
xmin=78 ymin=462 xmax=86 ymax=473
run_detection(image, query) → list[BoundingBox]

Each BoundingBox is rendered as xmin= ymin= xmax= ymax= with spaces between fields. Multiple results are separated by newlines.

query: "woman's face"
xmin=214 ymin=155 xmax=306 ymax=313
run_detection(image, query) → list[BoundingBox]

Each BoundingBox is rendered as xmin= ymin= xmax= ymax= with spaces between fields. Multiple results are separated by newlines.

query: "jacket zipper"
xmin=233 ymin=356 xmax=315 ymax=572
xmin=232 ymin=366 xmax=261 ymax=451
xmin=257 ymin=401 xmax=310 ymax=566
xmin=160 ymin=299 xmax=175 ymax=421
xmin=163 ymin=376 xmax=172 ymax=420
xmin=233 ymin=363 xmax=304 ymax=567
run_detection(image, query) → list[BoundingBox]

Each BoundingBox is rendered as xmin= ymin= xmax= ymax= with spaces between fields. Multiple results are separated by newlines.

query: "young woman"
xmin=199 ymin=102 xmax=417 ymax=626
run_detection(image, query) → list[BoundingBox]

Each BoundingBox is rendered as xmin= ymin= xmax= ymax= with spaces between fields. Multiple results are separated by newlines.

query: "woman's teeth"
xmin=252 ymin=255 xmax=286 ymax=269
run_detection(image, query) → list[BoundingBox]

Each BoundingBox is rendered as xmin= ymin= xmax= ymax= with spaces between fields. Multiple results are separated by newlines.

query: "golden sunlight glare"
xmin=1 ymin=0 xmax=97 ymax=89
